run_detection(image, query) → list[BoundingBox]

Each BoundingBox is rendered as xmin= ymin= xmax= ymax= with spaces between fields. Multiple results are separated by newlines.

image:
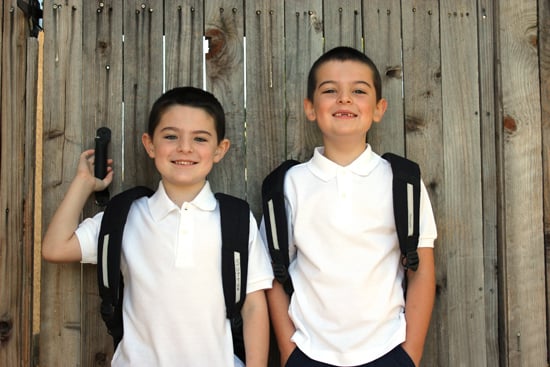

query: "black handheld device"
xmin=94 ymin=127 xmax=111 ymax=206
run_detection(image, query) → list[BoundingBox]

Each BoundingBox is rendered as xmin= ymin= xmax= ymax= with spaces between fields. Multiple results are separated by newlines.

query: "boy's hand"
xmin=77 ymin=149 xmax=114 ymax=192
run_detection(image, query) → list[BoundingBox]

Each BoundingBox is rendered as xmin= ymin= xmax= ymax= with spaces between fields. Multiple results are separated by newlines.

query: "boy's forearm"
xmin=242 ymin=290 xmax=270 ymax=367
xmin=266 ymin=280 xmax=296 ymax=366
xmin=402 ymin=248 xmax=436 ymax=366
xmin=42 ymin=174 xmax=95 ymax=262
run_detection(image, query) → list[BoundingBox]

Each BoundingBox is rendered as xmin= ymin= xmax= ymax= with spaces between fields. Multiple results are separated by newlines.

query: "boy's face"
xmin=142 ymin=105 xmax=229 ymax=199
xmin=304 ymin=60 xmax=387 ymax=144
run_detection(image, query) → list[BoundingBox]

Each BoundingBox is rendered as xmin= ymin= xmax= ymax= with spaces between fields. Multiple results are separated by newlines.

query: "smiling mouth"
xmin=173 ymin=160 xmax=196 ymax=166
xmin=333 ymin=112 xmax=357 ymax=117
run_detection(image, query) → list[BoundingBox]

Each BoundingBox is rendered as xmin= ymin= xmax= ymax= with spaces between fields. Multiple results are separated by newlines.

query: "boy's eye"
xmin=194 ymin=136 xmax=208 ymax=143
xmin=321 ymin=89 xmax=336 ymax=94
xmin=164 ymin=134 xmax=178 ymax=140
xmin=353 ymin=89 xmax=367 ymax=94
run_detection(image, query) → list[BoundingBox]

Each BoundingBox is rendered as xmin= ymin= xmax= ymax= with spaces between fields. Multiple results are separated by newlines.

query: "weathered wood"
xmin=244 ymin=0 xmax=285 ymax=217
xmin=205 ymin=0 xmax=247 ymax=198
xmin=0 ymin=1 xmax=35 ymax=366
xmin=28 ymin=1 xmax=550 ymax=366
xmin=40 ymin=1 xmax=84 ymax=366
xmin=440 ymin=0 xmax=487 ymax=365
xmin=363 ymin=0 xmax=405 ymax=155
xmin=476 ymin=0 xmax=500 ymax=365
xmin=540 ymin=0 xmax=550 ymax=360
xmin=122 ymin=0 xmax=163 ymax=190
xmin=23 ymin=37 xmax=39 ymax=367
xmin=322 ymin=0 xmax=362 ymax=50
xmin=80 ymin=1 xmax=125 ymax=366
xmin=283 ymin=0 xmax=323 ymax=161
xmin=400 ymin=1 xmax=445 ymax=365
xmin=499 ymin=0 xmax=547 ymax=365
xmin=165 ymin=0 xmax=204 ymax=91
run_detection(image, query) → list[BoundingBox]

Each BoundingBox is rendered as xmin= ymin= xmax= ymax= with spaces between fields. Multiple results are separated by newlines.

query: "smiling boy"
xmin=42 ymin=87 xmax=274 ymax=366
xmin=263 ymin=47 xmax=437 ymax=367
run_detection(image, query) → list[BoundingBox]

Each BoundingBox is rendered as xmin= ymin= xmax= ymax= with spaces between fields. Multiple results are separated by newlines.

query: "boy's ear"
xmin=213 ymin=138 xmax=230 ymax=163
xmin=142 ymin=133 xmax=155 ymax=158
xmin=373 ymin=98 xmax=388 ymax=123
xmin=303 ymin=98 xmax=316 ymax=121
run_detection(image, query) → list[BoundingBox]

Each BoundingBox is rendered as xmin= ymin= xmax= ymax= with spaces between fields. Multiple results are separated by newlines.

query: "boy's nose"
xmin=178 ymin=139 xmax=193 ymax=152
xmin=338 ymin=92 xmax=352 ymax=104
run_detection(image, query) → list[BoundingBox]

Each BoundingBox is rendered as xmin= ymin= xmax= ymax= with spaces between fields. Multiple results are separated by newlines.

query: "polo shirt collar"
xmin=148 ymin=181 xmax=217 ymax=221
xmin=309 ymin=145 xmax=379 ymax=181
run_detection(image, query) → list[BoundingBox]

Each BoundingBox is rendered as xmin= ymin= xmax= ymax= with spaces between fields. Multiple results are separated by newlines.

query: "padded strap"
xmin=382 ymin=153 xmax=421 ymax=271
xmin=261 ymin=160 xmax=300 ymax=294
xmin=215 ymin=193 xmax=250 ymax=319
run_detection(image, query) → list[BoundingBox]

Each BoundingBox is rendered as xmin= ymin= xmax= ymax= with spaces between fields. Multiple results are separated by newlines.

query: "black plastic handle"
xmin=94 ymin=127 xmax=111 ymax=206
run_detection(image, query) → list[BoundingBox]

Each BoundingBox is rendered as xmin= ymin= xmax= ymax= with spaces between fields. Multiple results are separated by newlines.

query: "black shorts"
xmin=285 ymin=345 xmax=415 ymax=367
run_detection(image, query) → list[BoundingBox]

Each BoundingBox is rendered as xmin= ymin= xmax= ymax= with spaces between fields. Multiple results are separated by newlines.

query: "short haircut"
xmin=147 ymin=87 xmax=226 ymax=142
xmin=307 ymin=46 xmax=383 ymax=102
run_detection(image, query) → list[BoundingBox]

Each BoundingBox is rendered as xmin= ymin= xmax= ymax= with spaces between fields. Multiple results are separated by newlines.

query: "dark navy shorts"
xmin=285 ymin=345 xmax=415 ymax=367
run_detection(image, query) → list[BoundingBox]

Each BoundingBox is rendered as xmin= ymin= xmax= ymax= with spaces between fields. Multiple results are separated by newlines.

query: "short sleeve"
xmin=418 ymin=180 xmax=437 ymax=248
xmin=75 ymin=211 xmax=104 ymax=264
xmin=246 ymin=212 xmax=274 ymax=294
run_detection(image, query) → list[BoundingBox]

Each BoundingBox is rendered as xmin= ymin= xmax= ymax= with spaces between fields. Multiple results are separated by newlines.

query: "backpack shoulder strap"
xmin=382 ymin=153 xmax=421 ymax=271
xmin=97 ymin=185 xmax=154 ymax=346
xmin=215 ymin=193 xmax=251 ymax=363
xmin=215 ymin=193 xmax=250 ymax=319
xmin=261 ymin=160 xmax=300 ymax=294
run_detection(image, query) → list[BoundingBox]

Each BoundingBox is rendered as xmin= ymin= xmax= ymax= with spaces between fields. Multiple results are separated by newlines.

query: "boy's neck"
xmin=322 ymin=140 xmax=368 ymax=167
xmin=163 ymin=180 xmax=207 ymax=207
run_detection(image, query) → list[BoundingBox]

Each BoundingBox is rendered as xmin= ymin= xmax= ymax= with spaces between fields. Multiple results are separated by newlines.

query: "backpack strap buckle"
xmin=402 ymin=250 xmax=419 ymax=271
xmin=272 ymin=262 xmax=289 ymax=284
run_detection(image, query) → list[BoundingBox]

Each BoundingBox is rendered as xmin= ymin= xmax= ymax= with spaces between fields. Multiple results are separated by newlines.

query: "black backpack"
xmin=261 ymin=152 xmax=421 ymax=295
xmin=96 ymin=186 xmax=250 ymax=362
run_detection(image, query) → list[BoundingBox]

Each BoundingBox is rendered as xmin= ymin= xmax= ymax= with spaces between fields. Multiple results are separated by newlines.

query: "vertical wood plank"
xmin=400 ymin=1 xmax=445 ymax=365
xmin=363 ymin=0 xmax=404 ymax=155
xmin=439 ymin=0 xmax=487 ymax=365
xmin=122 ymin=0 xmax=163 ymax=189
xmin=499 ymin=0 xmax=547 ymax=365
xmin=80 ymin=1 xmax=124 ymax=365
xmin=540 ymin=0 xmax=550 ymax=360
xmin=283 ymin=0 xmax=323 ymax=161
xmin=322 ymin=0 xmax=362 ymax=50
xmin=0 ymin=1 xmax=35 ymax=366
xmin=40 ymin=1 xmax=84 ymax=366
xmin=245 ymin=0 xmax=285 ymax=216
xmin=477 ymin=0 xmax=500 ymax=365
xmin=25 ymin=37 xmax=39 ymax=367
xmin=165 ymin=0 xmax=204 ymax=90
xmin=205 ymin=0 xmax=246 ymax=197
xmin=23 ymin=38 xmax=38 ymax=367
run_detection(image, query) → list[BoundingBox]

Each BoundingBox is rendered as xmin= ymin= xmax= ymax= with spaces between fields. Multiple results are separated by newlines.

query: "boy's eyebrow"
xmin=318 ymin=80 xmax=374 ymax=89
xmin=159 ymin=126 xmax=213 ymax=136
xmin=192 ymin=130 xmax=213 ymax=136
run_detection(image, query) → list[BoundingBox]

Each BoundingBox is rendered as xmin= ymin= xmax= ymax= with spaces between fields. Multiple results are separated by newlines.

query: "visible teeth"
xmin=174 ymin=161 xmax=194 ymax=165
xmin=334 ymin=112 xmax=355 ymax=117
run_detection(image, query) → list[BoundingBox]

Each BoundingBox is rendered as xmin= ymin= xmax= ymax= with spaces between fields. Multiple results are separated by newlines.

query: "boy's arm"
xmin=241 ymin=289 xmax=270 ymax=367
xmin=42 ymin=149 xmax=113 ymax=263
xmin=402 ymin=247 xmax=436 ymax=366
xmin=266 ymin=280 xmax=296 ymax=367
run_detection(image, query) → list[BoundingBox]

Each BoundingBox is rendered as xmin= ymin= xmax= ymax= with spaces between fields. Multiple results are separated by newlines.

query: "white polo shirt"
xmin=76 ymin=181 xmax=274 ymax=367
xmin=278 ymin=146 xmax=437 ymax=366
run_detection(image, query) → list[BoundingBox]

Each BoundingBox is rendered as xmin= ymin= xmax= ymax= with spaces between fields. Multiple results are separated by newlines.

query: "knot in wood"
xmin=503 ymin=115 xmax=517 ymax=133
xmin=405 ymin=115 xmax=426 ymax=132
xmin=0 ymin=317 xmax=13 ymax=345
xmin=385 ymin=66 xmax=402 ymax=79
xmin=205 ymin=28 xmax=225 ymax=60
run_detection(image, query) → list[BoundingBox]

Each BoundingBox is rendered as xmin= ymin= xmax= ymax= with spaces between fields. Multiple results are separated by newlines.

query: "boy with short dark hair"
xmin=263 ymin=47 xmax=437 ymax=367
xmin=43 ymin=86 xmax=274 ymax=366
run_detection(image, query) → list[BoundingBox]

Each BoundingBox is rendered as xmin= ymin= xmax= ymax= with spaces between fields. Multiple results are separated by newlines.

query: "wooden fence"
xmin=1 ymin=0 xmax=549 ymax=366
